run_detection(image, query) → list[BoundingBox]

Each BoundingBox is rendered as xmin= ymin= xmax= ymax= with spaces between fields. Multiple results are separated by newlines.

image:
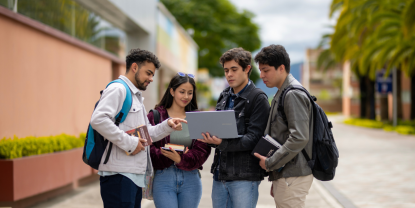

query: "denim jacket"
xmin=211 ymin=82 xmax=270 ymax=181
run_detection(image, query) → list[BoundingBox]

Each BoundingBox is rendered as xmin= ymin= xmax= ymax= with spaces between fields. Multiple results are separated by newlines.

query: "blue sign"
xmin=376 ymin=69 xmax=392 ymax=94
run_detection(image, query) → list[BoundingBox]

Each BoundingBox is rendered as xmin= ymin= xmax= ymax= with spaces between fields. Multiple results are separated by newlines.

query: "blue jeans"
xmin=100 ymin=174 xmax=142 ymax=208
xmin=212 ymin=180 xmax=260 ymax=208
xmin=152 ymin=165 xmax=202 ymax=208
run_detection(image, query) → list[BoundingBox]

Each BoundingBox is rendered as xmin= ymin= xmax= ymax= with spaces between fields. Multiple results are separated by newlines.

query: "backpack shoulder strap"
xmin=106 ymin=79 xmax=133 ymax=126
xmin=100 ymin=79 xmax=132 ymax=165
xmin=277 ymin=85 xmax=316 ymax=163
xmin=244 ymin=88 xmax=267 ymax=121
xmin=277 ymin=85 xmax=316 ymax=124
xmin=150 ymin=109 xmax=161 ymax=125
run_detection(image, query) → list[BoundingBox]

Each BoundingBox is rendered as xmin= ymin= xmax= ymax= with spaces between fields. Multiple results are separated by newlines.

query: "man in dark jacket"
xmin=254 ymin=45 xmax=314 ymax=208
xmin=198 ymin=48 xmax=270 ymax=208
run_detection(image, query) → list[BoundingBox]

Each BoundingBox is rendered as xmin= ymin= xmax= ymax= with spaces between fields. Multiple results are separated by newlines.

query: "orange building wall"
xmin=0 ymin=13 xmax=114 ymax=138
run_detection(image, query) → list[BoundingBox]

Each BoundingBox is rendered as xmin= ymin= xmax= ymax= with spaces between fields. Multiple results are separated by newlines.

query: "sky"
xmin=229 ymin=0 xmax=336 ymax=64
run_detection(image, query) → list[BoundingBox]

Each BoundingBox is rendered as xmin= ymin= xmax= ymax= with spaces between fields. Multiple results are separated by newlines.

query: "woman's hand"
xmin=160 ymin=147 xmax=182 ymax=164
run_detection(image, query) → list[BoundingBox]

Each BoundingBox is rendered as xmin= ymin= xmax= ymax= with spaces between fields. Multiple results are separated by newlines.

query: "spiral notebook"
xmin=251 ymin=134 xmax=282 ymax=157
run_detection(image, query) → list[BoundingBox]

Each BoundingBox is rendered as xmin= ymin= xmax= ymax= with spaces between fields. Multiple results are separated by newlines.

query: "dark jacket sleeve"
xmin=217 ymin=94 xmax=270 ymax=152
xmin=148 ymin=111 xmax=174 ymax=170
xmin=175 ymin=139 xmax=211 ymax=171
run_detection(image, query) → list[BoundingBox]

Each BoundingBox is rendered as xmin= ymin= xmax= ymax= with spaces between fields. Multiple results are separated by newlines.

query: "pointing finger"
xmin=176 ymin=118 xmax=187 ymax=124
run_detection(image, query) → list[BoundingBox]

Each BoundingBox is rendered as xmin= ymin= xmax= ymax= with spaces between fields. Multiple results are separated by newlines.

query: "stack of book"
xmin=162 ymin=143 xmax=185 ymax=152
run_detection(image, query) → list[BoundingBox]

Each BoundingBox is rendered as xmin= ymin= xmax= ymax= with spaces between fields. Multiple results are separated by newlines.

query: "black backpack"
xmin=277 ymin=85 xmax=339 ymax=181
xmin=150 ymin=109 xmax=161 ymax=125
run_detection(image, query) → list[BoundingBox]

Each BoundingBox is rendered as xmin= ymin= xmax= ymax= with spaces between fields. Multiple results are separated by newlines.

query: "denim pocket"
xmin=155 ymin=169 xmax=164 ymax=175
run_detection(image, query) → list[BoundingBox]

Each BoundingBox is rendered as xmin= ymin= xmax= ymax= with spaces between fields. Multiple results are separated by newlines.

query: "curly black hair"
xmin=254 ymin=44 xmax=290 ymax=74
xmin=126 ymin=48 xmax=161 ymax=72
xmin=219 ymin=47 xmax=252 ymax=76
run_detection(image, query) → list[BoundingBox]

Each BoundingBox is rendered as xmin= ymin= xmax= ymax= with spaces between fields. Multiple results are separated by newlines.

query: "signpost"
xmin=376 ymin=69 xmax=393 ymax=94
xmin=376 ymin=69 xmax=396 ymax=125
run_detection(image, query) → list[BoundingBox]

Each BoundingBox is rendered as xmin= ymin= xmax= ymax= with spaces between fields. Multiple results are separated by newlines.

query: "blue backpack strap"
xmin=84 ymin=79 xmax=133 ymax=166
xmin=102 ymin=79 xmax=132 ymax=164
xmin=106 ymin=79 xmax=133 ymax=124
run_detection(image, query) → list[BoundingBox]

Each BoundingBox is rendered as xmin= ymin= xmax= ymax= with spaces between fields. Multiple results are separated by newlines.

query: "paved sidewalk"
xmin=327 ymin=118 xmax=415 ymax=208
xmin=31 ymin=152 xmax=337 ymax=208
xmin=29 ymin=116 xmax=415 ymax=208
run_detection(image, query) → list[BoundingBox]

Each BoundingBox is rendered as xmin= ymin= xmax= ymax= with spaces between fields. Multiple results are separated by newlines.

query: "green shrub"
xmin=395 ymin=126 xmax=415 ymax=135
xmin=398 ymin=120 xmax=415 ymax=126
xmin=344 ymin=118 xmax=384 ymax=129
xmin=345 ymin=118 xmax=415 ymax=136
xmin=382 ymin=125 xmax=395 ymax=132
xmin=324 ymin=111 xmax=341 ymax=115
xmin=0 ymin=133 xmax=85 ymax=159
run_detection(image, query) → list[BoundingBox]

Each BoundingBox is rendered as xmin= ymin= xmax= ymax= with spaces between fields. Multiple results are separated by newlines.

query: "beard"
xmin=135 ymin=71 xmax=148 ymax=91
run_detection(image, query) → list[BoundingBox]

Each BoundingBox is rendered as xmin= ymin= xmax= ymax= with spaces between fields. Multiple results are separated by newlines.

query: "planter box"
xmin=0 ymin=148 xmax=93 ymax=203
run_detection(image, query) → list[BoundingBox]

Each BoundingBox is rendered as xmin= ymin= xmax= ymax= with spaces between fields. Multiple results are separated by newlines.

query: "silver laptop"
xmin=185 ymin=110 xmax=243 ymax=139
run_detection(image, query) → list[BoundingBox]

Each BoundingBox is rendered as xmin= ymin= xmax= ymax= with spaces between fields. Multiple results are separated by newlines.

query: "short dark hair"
xmin=219 ymin=47 xmax=252 ymax=77
xmin=254 ymin=44 xmax=290 ymax=74
xmin=155 ymin=74 xmax=198 ymax=112
xmin=126 ymin=48 xmax=161 ymax=72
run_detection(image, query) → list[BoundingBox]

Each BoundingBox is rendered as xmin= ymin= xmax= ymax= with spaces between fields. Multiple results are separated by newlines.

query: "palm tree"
xmin=357 ymin=0 xmax=415 ymax=120
xmin=323 ymin=0 xmax=378 ymax=119
xmin=324 ymin=0 xmax=415 ymax=120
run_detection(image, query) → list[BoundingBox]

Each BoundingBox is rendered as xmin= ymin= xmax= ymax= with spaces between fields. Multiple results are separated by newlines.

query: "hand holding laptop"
xmin=198 ymin=132 xmax=222 ymax=145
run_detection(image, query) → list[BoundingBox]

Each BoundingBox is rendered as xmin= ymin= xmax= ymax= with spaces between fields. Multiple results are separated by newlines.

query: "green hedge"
xmin=0 ymin=133 xmax=85 ymax=159
xmin=344 ymin=118 xmax=384 ymax=129
xmin=344 ymin=118 xmax=415 ymax=135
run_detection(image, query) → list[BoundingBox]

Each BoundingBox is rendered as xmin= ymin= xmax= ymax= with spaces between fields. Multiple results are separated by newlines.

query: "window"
xmin=0 ymin=0 xmax=126 ymax=57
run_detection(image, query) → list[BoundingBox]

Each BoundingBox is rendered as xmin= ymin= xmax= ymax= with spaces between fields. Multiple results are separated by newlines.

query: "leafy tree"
xmin=356 ymin=0 xmax=415 ymax=120
xmin=319 ymin=0 xmax=415 ymax=119
xmin=161 ymin=0 xmax=261 ymax=82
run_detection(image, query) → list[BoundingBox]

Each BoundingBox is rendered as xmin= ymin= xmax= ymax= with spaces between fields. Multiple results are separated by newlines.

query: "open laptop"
xmin=185 ymin=110 xmax=243 ymax=139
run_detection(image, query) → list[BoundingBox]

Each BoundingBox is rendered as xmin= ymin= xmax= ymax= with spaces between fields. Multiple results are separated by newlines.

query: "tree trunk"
xmin=380 ymin=95 xmax=389 ymax=121
xmin=411 ymin=74 xmax=415 ymax=120
xmin=365 ymin=77 xmax=376 ymax=120
xmin=397 ymin=69 xmax=403 ymax=120
xmin=359 ymin=76 xmax=367 ymax=118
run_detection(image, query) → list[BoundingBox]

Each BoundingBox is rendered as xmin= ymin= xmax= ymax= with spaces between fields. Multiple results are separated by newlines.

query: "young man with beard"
xmin=199 ymin=47 xmax=270 ymax=208
xmin=90 ymin=49 xmax=186 ymax=208
xmin=254 ymin=45 xmax=314 ymax=208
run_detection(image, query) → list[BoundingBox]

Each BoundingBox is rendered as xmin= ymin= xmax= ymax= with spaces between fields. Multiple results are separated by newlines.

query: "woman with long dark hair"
xmin=147 ymin=72 xmax=211 ymax=208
